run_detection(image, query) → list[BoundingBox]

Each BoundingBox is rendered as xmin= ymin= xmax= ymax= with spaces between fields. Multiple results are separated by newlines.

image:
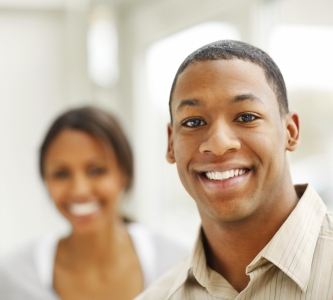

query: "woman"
xmin=0 ymin=106 xmax=189 ymax=300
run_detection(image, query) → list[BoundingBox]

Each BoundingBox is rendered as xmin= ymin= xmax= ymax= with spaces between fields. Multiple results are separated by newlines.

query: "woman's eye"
xmin=235 ymin=114 xmax=257 ymax=122
xmin=183 ymin=118 xmax=206 ymax=127
xmin=52 ymin=170 xmax=70 ymax=179
xmin=88 ymin=168 xmax=106 ymax=176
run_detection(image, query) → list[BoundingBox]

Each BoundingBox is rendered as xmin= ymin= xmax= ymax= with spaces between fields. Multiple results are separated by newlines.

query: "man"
xmin=136 ymin=40 xmax=333 ymax=299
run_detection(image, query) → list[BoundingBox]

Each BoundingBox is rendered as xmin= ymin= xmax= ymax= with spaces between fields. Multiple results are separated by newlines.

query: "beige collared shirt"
xmin=136 ymin=184 xmax=333 ymax=300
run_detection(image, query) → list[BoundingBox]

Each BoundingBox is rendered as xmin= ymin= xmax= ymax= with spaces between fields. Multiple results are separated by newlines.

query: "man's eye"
xmin=235 ymin=114 xmax=257 ymax=122
xmin=182 ymin=118 xmax=206 ymax=127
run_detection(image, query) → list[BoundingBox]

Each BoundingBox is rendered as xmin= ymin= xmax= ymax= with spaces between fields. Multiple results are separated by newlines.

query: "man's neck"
xmin=201 ymin=183 xmax=299 ymax=292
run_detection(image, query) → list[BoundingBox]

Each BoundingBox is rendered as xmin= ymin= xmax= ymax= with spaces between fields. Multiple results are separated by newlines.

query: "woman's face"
xmin=43 ymin=129 xmax=128 ymax=234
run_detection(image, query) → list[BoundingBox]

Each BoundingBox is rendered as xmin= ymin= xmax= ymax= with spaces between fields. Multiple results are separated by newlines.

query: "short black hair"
xmin=169 ymin=40 xmax=288 ymax=122
xmin=39 ymin=106 xmax=134 ymax=190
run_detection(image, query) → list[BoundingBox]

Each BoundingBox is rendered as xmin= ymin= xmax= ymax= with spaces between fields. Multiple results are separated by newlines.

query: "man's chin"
xmin=198 ymin=196 xmax=259 ymax=225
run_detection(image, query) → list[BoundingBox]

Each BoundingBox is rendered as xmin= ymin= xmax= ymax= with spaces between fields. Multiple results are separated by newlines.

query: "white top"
xmin=0 ymin=223 xmax=189 ymax=300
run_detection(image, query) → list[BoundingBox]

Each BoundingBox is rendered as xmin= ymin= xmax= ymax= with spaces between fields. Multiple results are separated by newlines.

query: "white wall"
xmin=0 ymin=9 xmax=84 ymax=254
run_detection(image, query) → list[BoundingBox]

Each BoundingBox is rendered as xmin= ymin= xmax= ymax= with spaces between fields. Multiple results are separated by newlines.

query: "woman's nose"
xmin=199 ymin=120 xmax=241 ymax=156
xmin=70 ymin=173 xmax=91 ymax=197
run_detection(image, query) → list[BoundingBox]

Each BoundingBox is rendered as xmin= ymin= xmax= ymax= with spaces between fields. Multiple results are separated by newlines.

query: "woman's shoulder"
xmin=127 ymin=222 xmax=191 ymax=287
xmin=127 ymin=222 xmax=190 ymax=256
xmin=0 ymin=234 xmax=61 ymax=300
xmin=0 ymin=240 xmax=37 ymax=277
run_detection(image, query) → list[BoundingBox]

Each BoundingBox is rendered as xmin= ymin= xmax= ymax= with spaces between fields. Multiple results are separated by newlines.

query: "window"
xmin=147 ymin=22 xmax=240 ymax=108
xmin=87 ymin=6 xmax=118 ymax=87
xmin=270 ymin=24 xmax=333 ymax=90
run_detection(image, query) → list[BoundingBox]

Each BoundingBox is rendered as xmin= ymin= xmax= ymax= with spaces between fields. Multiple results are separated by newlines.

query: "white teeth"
xmin=69 ymin=201 xmax=100 ymax=216
xmin=206 ymin=169 xmax=247 ymax=181
xmin=222 ymin=171 xmax=229 ymax=179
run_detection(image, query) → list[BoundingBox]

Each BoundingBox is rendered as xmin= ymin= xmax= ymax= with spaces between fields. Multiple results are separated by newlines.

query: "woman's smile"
xmin=44 ymin=129 xmax=127 ymax=232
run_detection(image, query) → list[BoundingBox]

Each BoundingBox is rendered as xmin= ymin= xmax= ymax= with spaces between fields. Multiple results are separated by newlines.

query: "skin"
xmin=166 ymin=59 xmax=300 ymax=292
xmin=44 ymin=129 xmax=143 ymax=300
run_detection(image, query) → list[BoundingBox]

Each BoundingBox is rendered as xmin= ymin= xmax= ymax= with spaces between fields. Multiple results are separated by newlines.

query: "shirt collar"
xmin=167 ymin=184 xmax=327 ymax=297
xmin=247 ymin=184 xmax=327 ymax=292
xmin=166 ymin=228 xmax=203 ymax=299
xmin=167 ymin=227 xmax=239 ymax=299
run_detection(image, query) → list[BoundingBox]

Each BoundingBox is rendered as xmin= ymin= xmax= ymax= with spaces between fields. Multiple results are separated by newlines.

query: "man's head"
xmin=169 ymin=40 xmax=288 ymax=123
xmin=166 ymin=40 xmax=300 ymax=226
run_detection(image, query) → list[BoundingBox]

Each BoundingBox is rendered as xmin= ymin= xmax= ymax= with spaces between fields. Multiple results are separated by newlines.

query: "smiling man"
xmin=136 ymin=40 xmax=333 ymax=299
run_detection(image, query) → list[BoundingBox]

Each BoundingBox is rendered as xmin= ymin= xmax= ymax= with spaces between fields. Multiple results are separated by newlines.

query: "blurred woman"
xmin=0 ymin=106 xmax=188 ymax=300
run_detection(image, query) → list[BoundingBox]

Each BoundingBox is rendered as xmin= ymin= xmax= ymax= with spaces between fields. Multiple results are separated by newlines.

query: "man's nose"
xmin=199 ymin=120 xmax=241 ymax=156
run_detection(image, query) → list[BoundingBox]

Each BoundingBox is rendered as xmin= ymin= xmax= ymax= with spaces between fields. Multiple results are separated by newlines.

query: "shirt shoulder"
xmin=320 ymin=210 xmax=333 ymax=238
xmin=0 ymin=241 xmax=36 ymax=279
xmin=128 ymin=222 xmax=190 ymax=255
xmin=128 ymin=222 xmax=191 ymax=287
xmin=135 ymin=255 xmax=190 ymax=300
xmin=149 ymin=227 xmax=190 ymax=268
xmin=0 ymin=242 xmax=41 ymax=299
xmin=0 ymin=236 xmax=60 ymax=300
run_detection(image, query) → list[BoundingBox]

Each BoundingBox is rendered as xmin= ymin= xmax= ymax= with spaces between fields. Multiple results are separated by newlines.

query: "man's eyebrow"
xmin=176 ymin=99 xmax=203 ymax=112
xmin=232 ymin=93 xmax=265 ymax=105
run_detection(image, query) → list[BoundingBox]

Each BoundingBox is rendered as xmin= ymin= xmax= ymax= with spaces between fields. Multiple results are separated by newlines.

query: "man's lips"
xmin=201 ymin=168 xmax=250 ymax=181
xmin=197 ymin=167 xmax=251 ymax=191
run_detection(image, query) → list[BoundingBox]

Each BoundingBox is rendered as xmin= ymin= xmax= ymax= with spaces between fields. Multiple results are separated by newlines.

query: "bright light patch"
xmin=87 ymin=17 xmax=118 ymax=87
xmin=146 ymin=22 xmax=240 ymax=108
xmin=270 ymin=25 xmax=333 ymax=90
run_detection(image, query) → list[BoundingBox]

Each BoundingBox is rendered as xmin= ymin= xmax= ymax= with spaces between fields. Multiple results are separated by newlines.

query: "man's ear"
xmin=166 ymin=123 xmax=176 ymax=164
xmin=285 ymin=111 xmax=301 ymax=152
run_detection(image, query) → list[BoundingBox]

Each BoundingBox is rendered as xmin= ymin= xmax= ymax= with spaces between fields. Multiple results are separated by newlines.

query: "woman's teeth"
xmin=205 ymin=169 xmax=247 ymax=181
xmin=69 ymin=201 xmax=100 ymax=216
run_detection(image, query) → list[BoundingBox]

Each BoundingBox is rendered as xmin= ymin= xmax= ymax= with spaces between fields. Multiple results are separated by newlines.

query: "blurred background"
xmin=1 ymin=0 xmax=333 ymax=255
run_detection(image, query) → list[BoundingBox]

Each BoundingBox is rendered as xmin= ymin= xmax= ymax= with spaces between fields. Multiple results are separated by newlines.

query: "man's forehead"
xmin=172 ymin=59 xmax=269 ymax=103
xmin=178 ymin=58 xmax=264 ymax=79
xmin=168 ymin=58 xmax=284 ymax=122
xmin=175 ymin=93 xmax=266 ymax=114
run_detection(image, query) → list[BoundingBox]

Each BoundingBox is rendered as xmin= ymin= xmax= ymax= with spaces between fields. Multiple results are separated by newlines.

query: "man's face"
xmin=167 ymin=59 xmax=299 ymax=224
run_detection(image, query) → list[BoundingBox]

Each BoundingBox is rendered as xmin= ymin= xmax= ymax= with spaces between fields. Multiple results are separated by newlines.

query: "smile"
xmin=199 ymin=168 xmax=251 ymax=192
xmin=204 ymin=168 xmax=249 ymax=181
xmin=68 ymin=201 xmax=101 ymax=217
